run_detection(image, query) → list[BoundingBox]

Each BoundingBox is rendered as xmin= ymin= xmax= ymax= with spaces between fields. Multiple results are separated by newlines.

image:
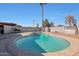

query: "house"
xmin=0 ymin=22 xmax=17 ymax=34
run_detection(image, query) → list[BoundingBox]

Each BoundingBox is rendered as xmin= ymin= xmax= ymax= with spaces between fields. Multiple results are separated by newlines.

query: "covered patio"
xmin=0 ymin=24 xmax=4 ymax=34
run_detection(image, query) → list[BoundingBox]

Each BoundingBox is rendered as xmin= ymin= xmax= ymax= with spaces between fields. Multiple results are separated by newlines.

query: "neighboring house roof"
xmin=0 ymin=24 xmax=3 ymax=27
xmin=0 ymin=22 xmax=16 ymax=26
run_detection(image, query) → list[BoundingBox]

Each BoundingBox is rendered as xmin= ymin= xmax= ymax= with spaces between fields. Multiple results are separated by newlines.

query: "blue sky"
xmin=0 ymin=3 xmax=79 ymax=27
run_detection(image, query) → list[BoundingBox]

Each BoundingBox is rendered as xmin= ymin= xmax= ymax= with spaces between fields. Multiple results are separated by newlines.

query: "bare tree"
xmin=65 ymin=16 xmax=78 ymax=34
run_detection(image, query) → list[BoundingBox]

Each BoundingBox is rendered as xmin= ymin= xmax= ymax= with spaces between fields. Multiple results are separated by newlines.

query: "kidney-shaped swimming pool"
xmin=16 ymin=32 xmax=70 ymax=53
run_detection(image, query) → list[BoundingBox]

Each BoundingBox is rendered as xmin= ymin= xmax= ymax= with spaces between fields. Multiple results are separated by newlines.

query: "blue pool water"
xmin=16 ymin=33 xmax=70 ymax=53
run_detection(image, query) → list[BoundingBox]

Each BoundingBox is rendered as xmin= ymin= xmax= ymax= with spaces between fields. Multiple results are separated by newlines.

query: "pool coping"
xmin=42 ymin=32 xmax=79 ymax=56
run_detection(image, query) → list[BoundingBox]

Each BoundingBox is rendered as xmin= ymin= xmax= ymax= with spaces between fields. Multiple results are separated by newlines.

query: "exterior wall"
xmin=16 ymin=27 xmax=40 ymax=32
xmin=50 ymin=27 xmax=65 ymax=33
xmin=45 ymin=26 xmax=76 ymax=34
xmin=45 ymin=27 xmax=49 ymax=32
xmin=65 ymin=29 xmax=76 ymax=34
xmin=4 ymin=25 xmax=16 ymax=33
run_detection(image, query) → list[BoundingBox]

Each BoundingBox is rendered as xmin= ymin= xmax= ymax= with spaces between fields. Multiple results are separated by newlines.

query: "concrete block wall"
xmin=16 ymin=27 xmax=40 ymax=32
xmin=45 ymin=27 xmax=76 ymax=34
xmin=50 ymin=27 xmax=65 ymax=33
xmin=65 ymin=29 xmax=76 ymax=34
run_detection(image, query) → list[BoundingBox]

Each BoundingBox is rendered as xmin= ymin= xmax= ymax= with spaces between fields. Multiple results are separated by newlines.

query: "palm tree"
xmin=50 ymin=22 xmax=54 ymax=27
xmin=65 ymin=16 xmax=78 ymax=34
xmin=42 ymin=19 xmax=50 ymax=32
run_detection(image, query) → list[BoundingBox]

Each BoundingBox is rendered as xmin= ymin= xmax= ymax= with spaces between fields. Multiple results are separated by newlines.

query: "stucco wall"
xmin=4 ymin=25 xmax=16 ymax=33
xmin=50 ymin=27 xmax=65 ymax=33
xmin=45 ymin=27 xmax=76 ymax=34
xmin=16 ymin=27 xmax=40 ymax=32
xmin=65 ymin=29 xmax=76 ymax=34
xmin=45 ymin=27 xmax=49 ymax=32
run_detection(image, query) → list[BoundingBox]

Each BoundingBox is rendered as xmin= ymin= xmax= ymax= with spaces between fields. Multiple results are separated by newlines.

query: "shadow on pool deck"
xmin=0 ymin=33 xmax=44 ymax=56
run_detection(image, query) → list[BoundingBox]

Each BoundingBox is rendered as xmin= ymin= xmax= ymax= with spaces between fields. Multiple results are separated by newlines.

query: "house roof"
xmin=0 ymin=22 xmax=16 ymax=26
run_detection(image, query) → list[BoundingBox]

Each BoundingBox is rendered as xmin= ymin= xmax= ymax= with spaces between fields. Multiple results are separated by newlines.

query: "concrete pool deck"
xmin=0 ymin=32 xmax=79 ymax=56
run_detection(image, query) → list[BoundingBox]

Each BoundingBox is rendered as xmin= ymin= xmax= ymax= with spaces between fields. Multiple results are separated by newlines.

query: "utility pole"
xmin=40 ymin=3 xmax=46 ymax=27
